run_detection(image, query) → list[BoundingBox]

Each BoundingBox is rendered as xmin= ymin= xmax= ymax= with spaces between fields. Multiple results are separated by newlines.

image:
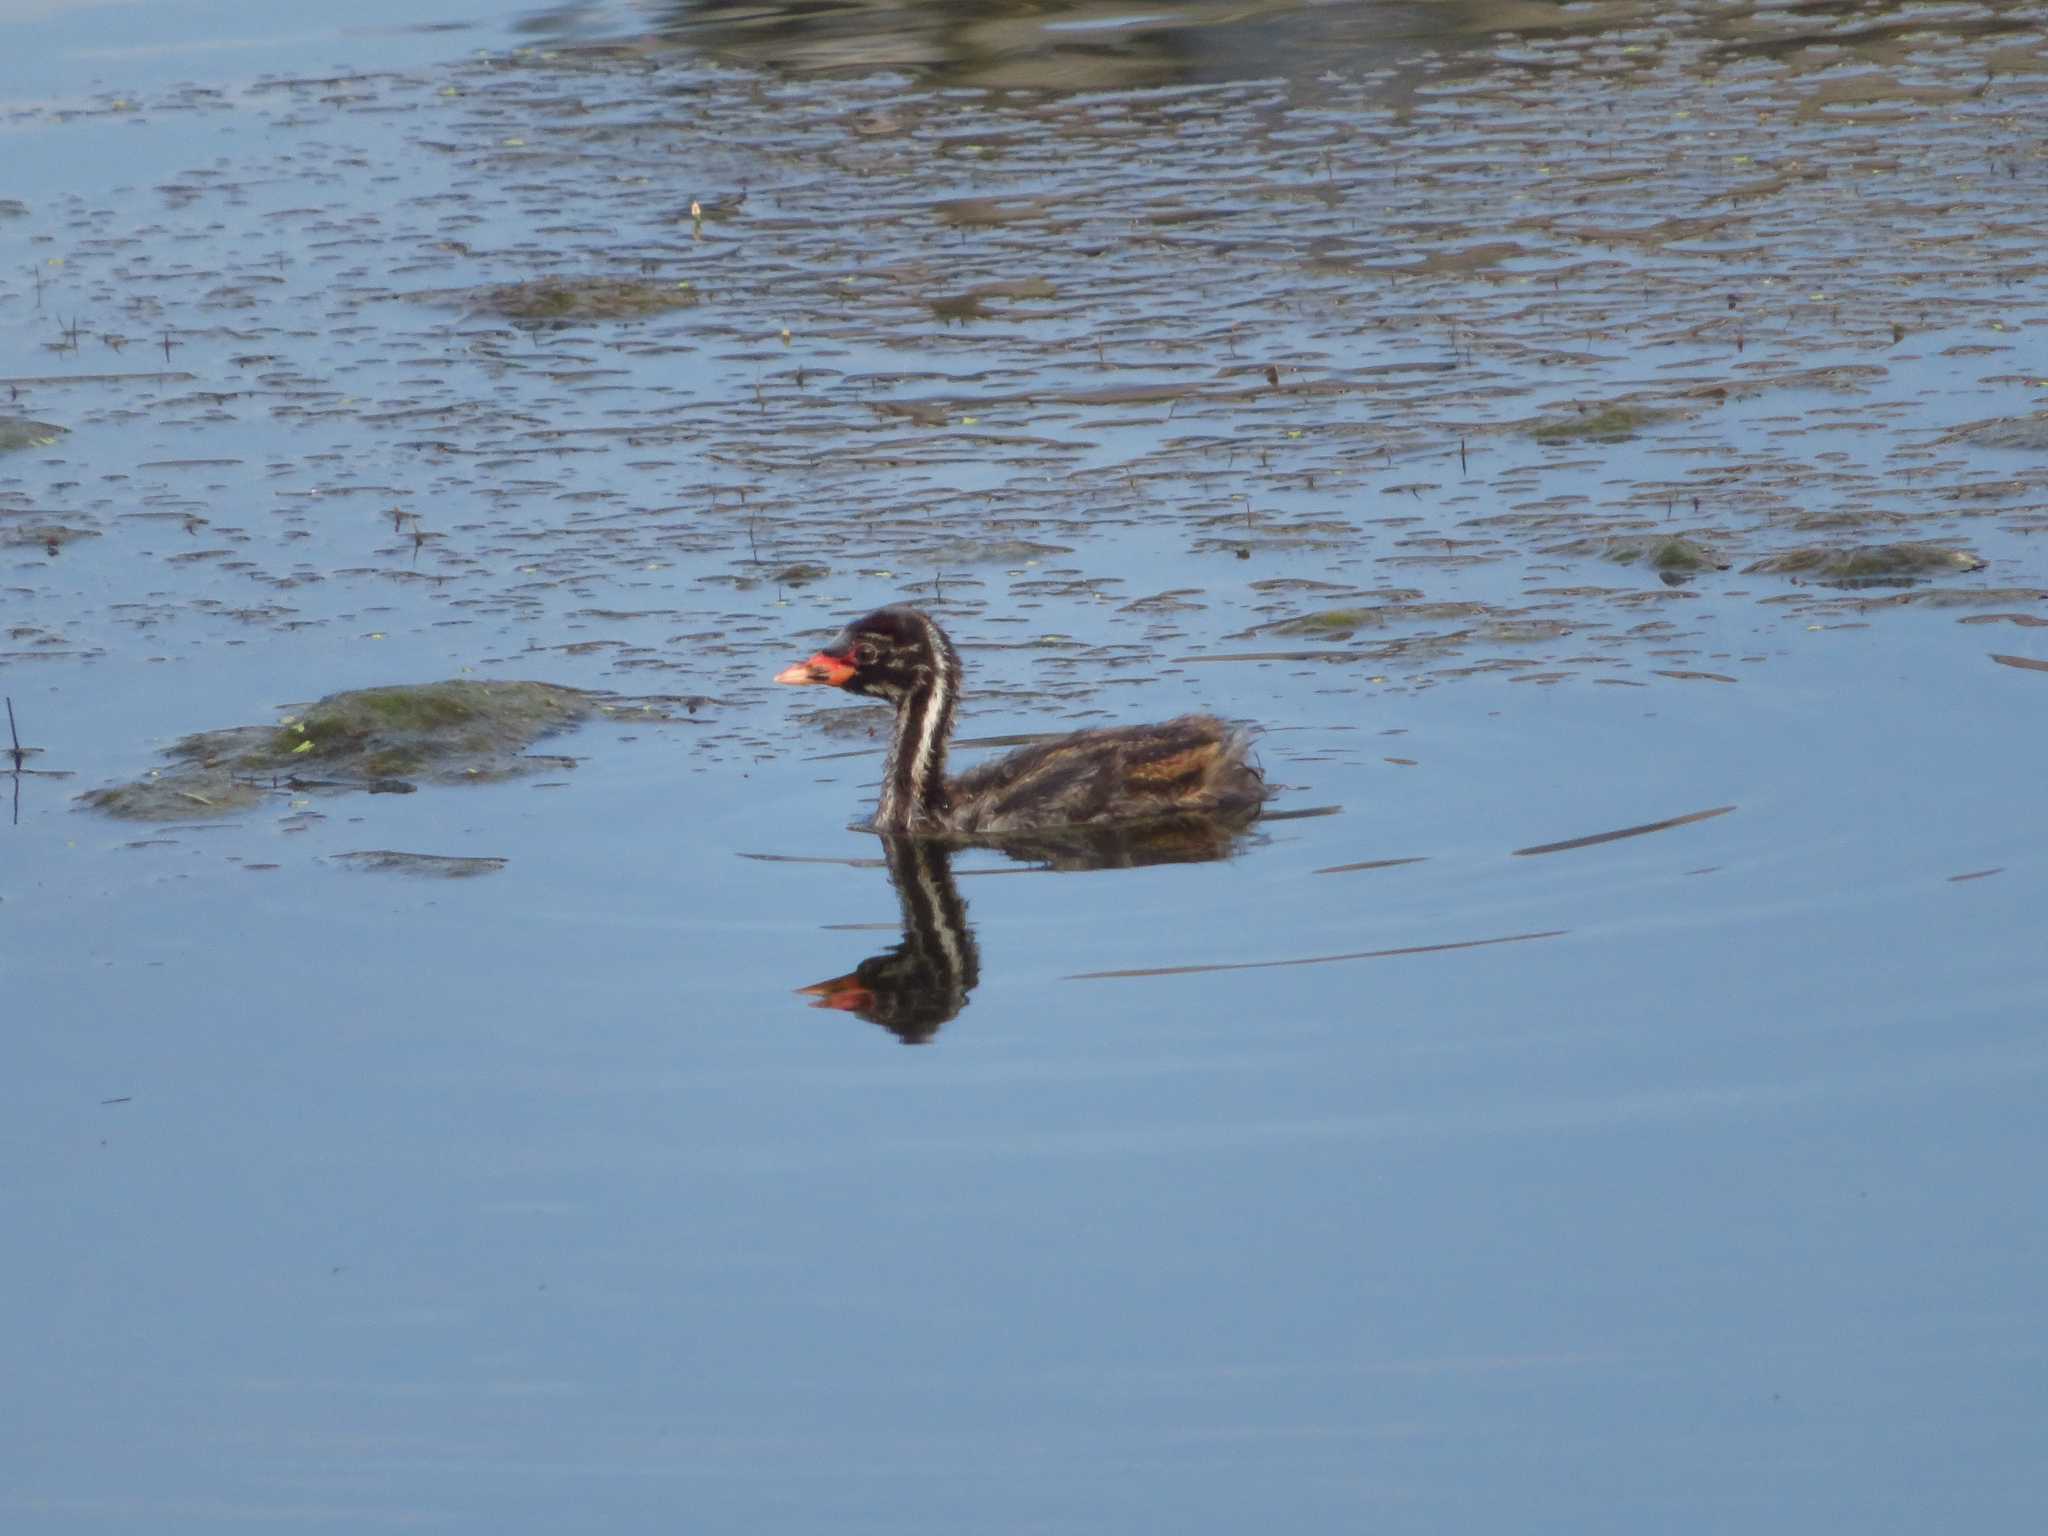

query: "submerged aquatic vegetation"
xmin=80 ymin=681 xmax=592 ymax=822
xmin=1548 ymin=536 xmax=1728 ymax=573
xmin=0 ymin=417 xmax=67 ymax=453
xmin=416 ymin=275 xmax=701 ymax=321
xmin=331 ymin=850 xmax=509 ymax=877
xmin=1527 ymin=405 xmax=1671 ymax=443
xmin=1743 ymin=544 xmax=1987 ymax=585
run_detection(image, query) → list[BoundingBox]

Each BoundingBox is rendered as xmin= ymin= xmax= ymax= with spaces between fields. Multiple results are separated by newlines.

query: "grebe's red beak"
xmin=774 ymin=651 xmax=857 ymax=687
xmin=797 ymin=973 xmax=875 ymax=1012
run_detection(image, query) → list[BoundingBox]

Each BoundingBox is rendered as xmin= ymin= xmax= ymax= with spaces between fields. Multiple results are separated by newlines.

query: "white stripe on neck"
xmin=904 ymin=613 xmax=954 ymax=824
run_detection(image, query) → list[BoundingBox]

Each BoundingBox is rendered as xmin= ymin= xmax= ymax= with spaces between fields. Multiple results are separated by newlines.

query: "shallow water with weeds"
xmin=5 ymin=1 xmax=2047 ymax=1531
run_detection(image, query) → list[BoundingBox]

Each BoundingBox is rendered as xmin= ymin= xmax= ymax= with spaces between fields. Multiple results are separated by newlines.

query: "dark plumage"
xmin=775 ymin=606 xmax=1269 ymax=837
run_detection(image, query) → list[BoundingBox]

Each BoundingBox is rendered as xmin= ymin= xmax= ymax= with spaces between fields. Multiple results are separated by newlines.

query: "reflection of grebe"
xmin=800 ymin=837 xmax=978 ymax=1046
xmin=776 ymin=606 xmax=1269 ymax=838
xmin=794 ymin=817 xmax=1268 ymax=1044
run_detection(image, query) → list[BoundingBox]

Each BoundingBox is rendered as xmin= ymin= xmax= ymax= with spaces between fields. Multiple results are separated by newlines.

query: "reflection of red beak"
xmin=798 ymin=973 xmax=874 ymax=1012
xmin=774 ymin=651 xmax=857 ymax=687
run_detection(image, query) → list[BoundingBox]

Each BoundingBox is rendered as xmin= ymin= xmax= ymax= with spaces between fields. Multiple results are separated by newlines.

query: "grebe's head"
xmin=774 ymin=606 xmax=954 ymax=704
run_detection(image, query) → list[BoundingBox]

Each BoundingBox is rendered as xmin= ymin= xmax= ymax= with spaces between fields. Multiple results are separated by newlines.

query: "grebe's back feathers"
xmin=944 ymin=712 xmax=1266 ymax=837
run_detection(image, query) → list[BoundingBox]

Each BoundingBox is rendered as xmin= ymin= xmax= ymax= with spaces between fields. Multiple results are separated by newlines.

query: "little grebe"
xmin=775 ymin=606 xmax=1269 ymax=836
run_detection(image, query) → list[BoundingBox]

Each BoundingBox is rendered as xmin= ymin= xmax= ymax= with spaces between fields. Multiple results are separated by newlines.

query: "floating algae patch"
xmin=415 ymin=276 xmax=700 ymax=322
xmin=0 ymin=418 xmax=67 ymax=453
xmin=80 ymin=680 xmax=593 ymax=822
xmin=927 ymin=538 xmax=1073 ymax=567
xmin=1743 ymin=544 xmax=1987 ymax=587
xmin=2 ymin=523 xmax=99 ymax=551
xmin=1786 ymin=508 xmax=1908 ymax=533
xmin=1526 ymin=404 xmax=1674 ymax=443
xmin=926 ymin=278 xmax=1059 ymax=324
xmin=931 ymin=198 xmax=1050 ymax=229
xmin=79 ymin=774 xmax=272 ymax=822
xmin=1846 ymin=587 xmax=2048 ymax=613
xmin=1266 ymin=608 xmax=1395 ymax=637
xmin=1948 ymin=415 xmax=2048 ymax=453
xmin=1547 ymin=535 xmax=1727 ymax=573
xmin=333 ymin=851 xmax=509 ymax=878
xmin=1256 ymin=601 xmax=1489 ymax=639
xmin=791 ymin=703 xmax=894 ymax=742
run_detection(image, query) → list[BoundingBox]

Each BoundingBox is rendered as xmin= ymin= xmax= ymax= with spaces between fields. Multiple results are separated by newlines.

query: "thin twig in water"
xmin=6 ymin=697 xmax=20 ymax=826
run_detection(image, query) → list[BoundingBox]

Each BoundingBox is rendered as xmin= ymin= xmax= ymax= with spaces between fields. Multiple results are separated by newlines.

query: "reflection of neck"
xmin=877 ymin=622 xmax=958 ymax=830
xmin=877 ymin=835 xmax=978 ymax=1043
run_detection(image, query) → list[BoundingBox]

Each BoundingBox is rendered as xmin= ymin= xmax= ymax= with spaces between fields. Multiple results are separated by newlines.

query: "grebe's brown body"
xmin=776 ymin=606 xmax=1268 ymax=838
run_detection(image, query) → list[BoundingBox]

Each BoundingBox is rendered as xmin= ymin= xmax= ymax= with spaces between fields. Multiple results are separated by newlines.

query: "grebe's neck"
xmin=876 ymin=613 xmax=960 ymax=830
